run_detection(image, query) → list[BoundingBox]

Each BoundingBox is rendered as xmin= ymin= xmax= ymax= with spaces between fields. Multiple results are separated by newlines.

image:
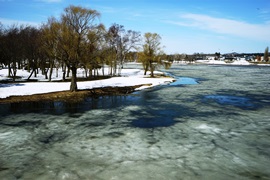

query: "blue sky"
xmin=0 ymin=0 xmax=270 ymax=54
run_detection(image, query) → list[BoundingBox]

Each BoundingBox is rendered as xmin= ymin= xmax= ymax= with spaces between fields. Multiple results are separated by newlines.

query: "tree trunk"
xmin=48 ymin=60 xmax=54 ymax=82
xmin=34 ymin=69 xmax=37 ymax=77
xmin=44 ymin=68 xmax=48 ymax=80
xmin=84 ymin=68 xmax=88 ymax=78
xmin=27 ymin=69 xmax=35 ymax=80
xmin=62 ymin=65 xmax=66 ymax=81
xmin=67 ymin=66 xmax=70 ymax=77
xmin=89 ymin=68 xmax=92 ymax=78
xmin=18 ymin=60 xmax=21 ymax=69
xmin=35 ymin=66 xmax=39 ymax=77
xmin=12 ymin=68 xmax=17 ymax=82
xmin=48 ymin=67 xmax=53 ymax=82
xmin=150 ymin=65 xmax=154 ymax=77
xmin=102 ymin=65 xmax=105 ymax=76
xmin=110 ymin=65 xmax=113 ymax=76
xmin=150 ymin=61 xmax=154 ymax=77
xmin=70 ymin=66 xmax=77 ymax=92
xmin=8 ymin=63 xmax=11 ymax=77
xmin=144 ymin=63 xmax=149 ymax=75
xmin=113 ymin=60 xmax=117 ymax=76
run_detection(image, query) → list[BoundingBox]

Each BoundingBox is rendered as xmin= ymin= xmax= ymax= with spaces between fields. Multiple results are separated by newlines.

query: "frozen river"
xmin=0 ymin=64 xmax=270 ymax=179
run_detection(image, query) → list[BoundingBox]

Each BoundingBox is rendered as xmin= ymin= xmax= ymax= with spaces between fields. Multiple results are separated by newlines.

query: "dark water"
xmin=0 ymin=64 xmax=270 ymax=180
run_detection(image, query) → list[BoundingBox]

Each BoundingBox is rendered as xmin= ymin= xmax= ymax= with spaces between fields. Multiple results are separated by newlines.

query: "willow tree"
xmin=141 ymin=32 xmax=162 ymax=77
xmin=59 ymin=5 xmax=100 ymax=92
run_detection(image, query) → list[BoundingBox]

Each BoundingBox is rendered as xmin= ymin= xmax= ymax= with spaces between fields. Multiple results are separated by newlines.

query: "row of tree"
xmin=0 ymin=5 xmax=165 ymax=91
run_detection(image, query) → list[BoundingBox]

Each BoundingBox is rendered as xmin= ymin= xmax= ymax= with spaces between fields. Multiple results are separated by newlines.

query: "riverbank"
xmin=0 ymin=84 xmax=152 ymax=104
xmin=0 ymin=67 xmax=175 ymax=103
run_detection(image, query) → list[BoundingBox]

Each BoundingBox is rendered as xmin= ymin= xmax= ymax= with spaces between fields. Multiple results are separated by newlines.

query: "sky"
xmin=0 ymin=0 xmax=270 ymax=54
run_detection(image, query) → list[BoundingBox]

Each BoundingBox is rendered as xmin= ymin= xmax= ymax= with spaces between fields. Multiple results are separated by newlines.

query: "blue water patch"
xmin=170 ymin=77 xmax=198 ymax=85
xmin=130 ymin=109 xmax=178 ymax=128
xmin=0 ymin=83 xmax=25 ymax=88
xmin=203 ymin=95 xmax=256 ymax=109
xmin=131 ymin=117 xmax=175 ymax=128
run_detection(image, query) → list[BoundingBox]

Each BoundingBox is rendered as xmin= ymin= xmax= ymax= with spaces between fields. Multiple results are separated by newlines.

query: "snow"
xmin=196 ymin=59 xmax=252 ymax=65
xmin=0 ymin=67 xmax=175 ymax=98
xmin=196 ymin=124 xmax=221 ymax=134
xmin=231 ymin=59 xmax=251 ymax=65
xmin=196 ymin=60 xmax=226 ymax=64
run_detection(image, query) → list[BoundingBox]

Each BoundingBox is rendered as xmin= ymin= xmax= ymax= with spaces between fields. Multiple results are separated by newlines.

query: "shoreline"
xmin=0 ymin=84 xmax=151 ymax=104
xmin=0 ymin=67 xmax=175 ymax=100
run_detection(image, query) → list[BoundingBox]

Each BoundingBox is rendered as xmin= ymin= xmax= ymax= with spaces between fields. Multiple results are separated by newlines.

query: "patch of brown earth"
xmin=0 ymin=84 xmax=152 ymax=104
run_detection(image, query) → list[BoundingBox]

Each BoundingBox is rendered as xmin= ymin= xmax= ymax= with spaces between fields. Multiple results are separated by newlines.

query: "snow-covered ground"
xmin=230 ymin=59 xmax=251 ymax=65
xmin=0 ymin=67 xmax=174 ymax=98
xmin=196 ymin=60 xmax=227 ymax=65
xmin=196 ymin=59 xmax=253 ymax=65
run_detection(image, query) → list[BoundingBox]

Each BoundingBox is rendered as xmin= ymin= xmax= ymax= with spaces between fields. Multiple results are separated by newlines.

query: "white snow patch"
xmin=231 ymin=60 xmax=250 ymax=65
xmin=196 ymin=60 xmax=226 ymax=65
xmin=0 ymin=67 xmax=175 ymax=98
xmin=196 ymin=124 xmax=221 ymax=133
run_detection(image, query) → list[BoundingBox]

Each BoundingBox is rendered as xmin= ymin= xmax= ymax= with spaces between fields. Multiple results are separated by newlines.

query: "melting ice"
xmin=0 ymin=64 xmax=270 ymax=179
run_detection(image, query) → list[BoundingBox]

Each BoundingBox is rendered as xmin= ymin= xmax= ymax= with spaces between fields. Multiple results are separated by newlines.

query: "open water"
xmin=0 ymin=64 xmax=270 ymax=179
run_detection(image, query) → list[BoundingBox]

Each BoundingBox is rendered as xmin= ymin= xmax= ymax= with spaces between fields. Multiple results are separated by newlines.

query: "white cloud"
xmin=167 ymin=13 xmax=270 ymax=41
xmin=0 ymin=18 xmax=40 ymax=27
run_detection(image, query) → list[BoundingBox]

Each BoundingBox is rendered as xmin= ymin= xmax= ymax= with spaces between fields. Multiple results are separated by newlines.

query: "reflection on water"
xmin=0 ymin=95 xmax=141 ymax=116
xmin=0 ymin=65 xmax=270 ymax=179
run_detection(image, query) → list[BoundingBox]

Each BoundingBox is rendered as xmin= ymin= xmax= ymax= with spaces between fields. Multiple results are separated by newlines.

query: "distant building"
xmin=206 ymin=56 xmax=215 ymax=60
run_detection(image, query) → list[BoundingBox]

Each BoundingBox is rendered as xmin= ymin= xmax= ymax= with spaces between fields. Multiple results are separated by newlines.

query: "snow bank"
xmin=0 ymin=68 xmax=174 ymax=98
xmin=231 ymin=59 xmax=250 ymax=65
xmin=196 ymin=60 xmax=226 ymax=65
xmin=195 ymin=59 xmax=252 ymax=65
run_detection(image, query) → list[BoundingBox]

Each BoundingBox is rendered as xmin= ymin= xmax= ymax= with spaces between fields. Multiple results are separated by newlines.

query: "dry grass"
xmin=0 ymin=84 xmax=151 ymax=104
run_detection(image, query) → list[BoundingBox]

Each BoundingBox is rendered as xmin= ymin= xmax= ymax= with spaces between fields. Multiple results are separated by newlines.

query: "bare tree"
xmin=0 ymin=22 xmax=5 ymax=68
xmin=0 ymin=25 xmax=40 ymax=81
xmin=2 ymin=25 xmax=25 ymax=81
xmin=20 ymin=26 xmax=41 ymax=80
xmin=106 ymin=24 xmax=141 ymax=76
xmin=40 ymin=17 xmax=61 ymax=81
